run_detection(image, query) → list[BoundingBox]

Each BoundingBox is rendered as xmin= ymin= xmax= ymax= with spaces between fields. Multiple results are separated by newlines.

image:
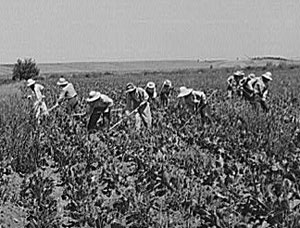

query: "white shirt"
xmin=32 ymin=84 xmax=45 ymax=101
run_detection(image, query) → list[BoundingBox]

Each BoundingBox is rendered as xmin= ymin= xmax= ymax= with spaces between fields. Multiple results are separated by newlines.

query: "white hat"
xmin=86 ymin=91 xmax=101 ymax=103
xmin=177 ymin=86 xmax=193 ymax=98
xmin=146 ymin=81 xmax=155 ymax=89
xmin=125 ymin=83 xmax=136 ymax=93
xmin=234 ymin=71 xmax=245 ymax=77
xmin=262 ymin=72 xmax=272 ymax=81
xmin=27 ymin=79 xmax=36 ymax=87
xmin=163 ymin=80 xmax=172 ymax=87
xmin=57 ymin=77 xmax=69 ymax=86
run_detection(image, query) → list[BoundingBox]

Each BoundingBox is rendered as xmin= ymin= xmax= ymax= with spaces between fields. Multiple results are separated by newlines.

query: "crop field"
xmin=2 ymin=65 xmax=300 ymax=227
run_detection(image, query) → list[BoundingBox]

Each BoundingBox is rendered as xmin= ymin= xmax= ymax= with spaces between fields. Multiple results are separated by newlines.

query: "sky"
xmin=0 ymin=0 xmax=299 ymax=63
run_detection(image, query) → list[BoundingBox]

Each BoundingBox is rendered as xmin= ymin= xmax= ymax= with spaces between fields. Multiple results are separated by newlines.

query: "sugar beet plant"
xmin=1 ymin=67 xmax=300 ymax=227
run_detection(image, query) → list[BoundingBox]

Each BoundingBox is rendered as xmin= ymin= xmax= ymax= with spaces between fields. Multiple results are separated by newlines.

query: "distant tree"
xmin=12 ymin=58 xmax=40 ymax=81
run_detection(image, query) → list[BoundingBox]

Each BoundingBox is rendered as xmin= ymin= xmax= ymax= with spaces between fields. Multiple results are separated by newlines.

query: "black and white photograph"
xmin=1 ymin=0 xmax=300 ymax=227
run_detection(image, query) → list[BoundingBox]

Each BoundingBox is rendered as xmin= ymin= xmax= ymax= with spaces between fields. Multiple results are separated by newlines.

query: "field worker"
xmin=160 ymin=79 xmax=173 ymax=107
xmin=86 ymin=91 xmax=114 ymax=132
xmin=26 ymin=79 xmax=49 ymax=119
xmin=239 ymin=73 xmax=256 ymax=96
xmin=55 ymin=77 xmax=78 ymax=114
xmin=177 ymin=86 xmax=213 ymax=125
xmin=246 ymin=72 xmax=273 ymax=112
xmin=145 ymin=82 xmax=157 ymax=101
xmin=227 ymin=70 xmax=245 ymax=98
xmin=125 ymin=83 xmax=152 ymax=131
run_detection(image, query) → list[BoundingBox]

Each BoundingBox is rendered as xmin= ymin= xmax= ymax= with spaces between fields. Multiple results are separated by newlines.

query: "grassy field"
xmin=1 ymin=63 xmax=300 ymax=227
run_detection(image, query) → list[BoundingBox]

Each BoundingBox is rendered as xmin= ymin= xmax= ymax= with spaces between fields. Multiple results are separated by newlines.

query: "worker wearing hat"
xmin=177 ymin=87 xmax=213 ymax=125
xmin=125 ymin=83 xmax=151 ymax=131
xmin=246 ymin=72 xmax=273 ymax=112
xmin=26 ymin=78 xmax=49 ymax=119
xmin=227 ymin=71 xmax=245 ymax=98
xmin=239 ymin=73 xmax=256 ymax=97
xmin=55 ymin=77 xmax=78 ymax=114
xmin=160 ymin=80 xmax=173 ymax=107
xmin=86 ymin=91 xmax=114 ymax=132
xmin=145 ymin=81 xmax=158 ymax=100
xmin=145 ymin=81 xmax=159 ymax=109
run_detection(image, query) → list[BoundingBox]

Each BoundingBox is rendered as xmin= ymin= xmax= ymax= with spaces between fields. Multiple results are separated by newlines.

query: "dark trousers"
xmin=196 ymin=103 xmax=213 ymax=125
xmin=87 ymin=107 xmax=111 ymax=132
xmin=243 ymin=92 xmax=269 ymax=113
xmin=66 ymin=96 xmax=78 ymax=114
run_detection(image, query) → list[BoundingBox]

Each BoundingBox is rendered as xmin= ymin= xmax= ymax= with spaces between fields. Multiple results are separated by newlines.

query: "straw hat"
xmin=86 ymin=91 xmax=101 ymax=103
xmin=262 ymin=72 xmax=272 ymax=81
xmin=177 ymin=86 xmax=193 ymax=98
xmin=125 ymin=83 xmax=136 ymax=93
xmin=163 ymin=80 xmax=172 ymax=87
xmin=234 ymin=71 xmax=245 ymax=77
xmin=146 ymin=81 xmax=155 ymax=89
xmin=57 ymin=77 xmax=69 ymax=86
xmin=26 ymin=79 xmax=36 ymax=87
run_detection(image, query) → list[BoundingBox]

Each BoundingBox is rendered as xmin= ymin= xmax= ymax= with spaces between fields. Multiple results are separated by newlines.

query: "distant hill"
xmin=1 ymin=59 xmax=300 ymax=77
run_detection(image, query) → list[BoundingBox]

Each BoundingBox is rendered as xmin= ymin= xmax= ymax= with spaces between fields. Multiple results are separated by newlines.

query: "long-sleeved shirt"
xmin=145 ymin=88 xmax=157 ymax=99
xmin=179 ymin=90 xmax=207 ymax=110
xmin=58 ymin=83 xmax=77 ymax=102
xmin=126 ymin=87 xmax=149 ymax=111
xmin=239 ymin=76 xmax=248 ymax=87
xmin=32 ymin=83 xmax=45 ymax=101
xmin=160 ymin=85 xmax=173 ymax=98
xmin=247 ymin=77 xmax=269 ymax=100
xmin=87 ymin=94 xmax=114 ymax=115
xmin=227 ymin=75 xmax=240 ymax=88
xmin=186 ymin=90 xmax=207 ymax=106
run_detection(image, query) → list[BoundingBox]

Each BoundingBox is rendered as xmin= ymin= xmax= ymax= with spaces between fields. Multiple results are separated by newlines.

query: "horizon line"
xmin=1 ymin=55 xmax=299 ymax=66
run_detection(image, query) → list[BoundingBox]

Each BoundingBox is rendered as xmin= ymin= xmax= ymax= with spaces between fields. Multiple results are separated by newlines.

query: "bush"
xmin=12 ymin=58 xmax=40 ymax=81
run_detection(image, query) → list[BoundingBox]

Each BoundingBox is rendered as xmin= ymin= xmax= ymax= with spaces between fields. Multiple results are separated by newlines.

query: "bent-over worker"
xmin=239 ymin=73 xmax=256 ymax=97
xmin=26 ymin=79 xmax=49 ymax=119
xmin=177 ymin=86 xmax=213 ymax=125
xmin=160 ymin=79 xmax=173 ymax=107
xmin=145 ymin=81 xmax=159 ymax=108
xmin=86 ymin=91 xmax=114 ymax=132
xmin=246 ymin=71 xmax=273 ymax=112
xmin=125 ymin=83 xmax=152 ymax=131
xmin=55 ymin=77 xmax=78 ymax=114
xmin=145 ymin=81 xmax=158 ymax=101
xmin=227 ymin=71 xmax=245 ymax=98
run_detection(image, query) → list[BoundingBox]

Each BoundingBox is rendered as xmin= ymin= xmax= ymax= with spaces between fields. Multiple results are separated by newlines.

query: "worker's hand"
xmin=125 ymin=110 xmax=130 ymax=116
xmin=104 ymin=107 xmax=110 ymax=113
xmin=27 ymin=95 xmax=32 ymax=99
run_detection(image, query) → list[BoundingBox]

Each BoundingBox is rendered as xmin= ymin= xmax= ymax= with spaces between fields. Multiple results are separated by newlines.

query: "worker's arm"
xmin=262 ymin=90 xmax=268 ymax=101
xmin=239 ymin=78 xmax=246 ymax=87
xmin=138 ymin=89 xmax=149 ymax=107
xmin=227 ymin=76 xmax=233 ymax=86
xmin=86 ymin=103 xmax=94 ymax=116
xmin=193 ymin=91 xmax=207 ymax=107
xmin=35 ymin=85 xmax=46 ymax=102
xmin=247 ymin=79 xmax=255 ymax=93
xmin=125 ymin=94 xmax=133 ymax=116
xmin=56 ymin=89 xmax=66 ymax=104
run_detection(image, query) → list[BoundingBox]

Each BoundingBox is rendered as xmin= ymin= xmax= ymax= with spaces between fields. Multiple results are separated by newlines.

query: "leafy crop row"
xmin=1 ymin=68 xmax=300 ymax=227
